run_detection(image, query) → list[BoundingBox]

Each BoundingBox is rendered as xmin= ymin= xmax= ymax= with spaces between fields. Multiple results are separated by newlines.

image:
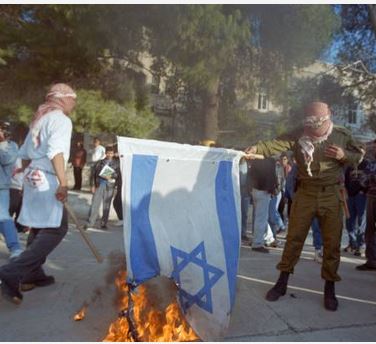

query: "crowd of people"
xmin=0 ymin=85 xmax=375 ymax=316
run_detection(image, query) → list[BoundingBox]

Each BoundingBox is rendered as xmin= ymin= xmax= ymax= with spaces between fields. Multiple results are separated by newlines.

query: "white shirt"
xmin=18 ymin=110 xmax=72 ymax=228
xmin=19 ymin=110 xmax=72 ymax=172
xmin=91 ymin=145 xmax=105 ymax=163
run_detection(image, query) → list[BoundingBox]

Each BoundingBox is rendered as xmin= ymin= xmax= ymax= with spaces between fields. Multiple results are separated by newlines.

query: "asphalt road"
xmin=1 ymin=190 xmax=375 ymax=341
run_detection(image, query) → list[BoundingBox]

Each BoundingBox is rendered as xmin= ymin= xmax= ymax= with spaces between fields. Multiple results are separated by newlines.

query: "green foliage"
xmin=0 ymin=47 xmax=13 ymax=65
xmin=0 ymin=103 xmax=33 ymax=126
xmin=147 ymin=5 xmax=250 ymax=89
xmin=0 ymin=4 xmax=342 ymax=141
xmin=71 ymin=89 xmax=159 ymax=138
xmin=14 ymin=105 xmax=34 ymax=125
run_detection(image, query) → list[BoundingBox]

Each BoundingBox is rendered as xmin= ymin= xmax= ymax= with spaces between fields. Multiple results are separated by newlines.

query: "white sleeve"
xmin=18 ymin=132 xmax=32 ymax=160
xmin=46 ymin=115 xmax=73 ymax=161
xmin=100 ymin=146 xmax=106 ymax=159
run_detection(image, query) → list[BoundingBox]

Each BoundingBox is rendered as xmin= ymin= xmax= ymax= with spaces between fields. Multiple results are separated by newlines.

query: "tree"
xmin=72 ymin=89 xmax=159 ymax=138
xmin=0 ymin=4 xmax=340 ymax=142
xmin=145 ymin=5 xmax=339 ymax=142
xmin=336 ymin=5 xmax=376 ymax=133
xmin=0 ymin=5 xmax=160 ymax=137
xmin=145 ymin=5 xmax=250 ymax=142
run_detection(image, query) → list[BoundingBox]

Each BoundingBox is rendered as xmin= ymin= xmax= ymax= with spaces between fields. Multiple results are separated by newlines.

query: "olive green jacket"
xmin=255 ymin=126 xmax=364 ymax=186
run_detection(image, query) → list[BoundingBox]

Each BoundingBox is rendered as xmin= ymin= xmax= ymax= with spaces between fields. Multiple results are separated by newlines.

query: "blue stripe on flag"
xmin=215 ymin=160 xmax=240 ymax=309
xmin=130 ymin=154 xmax=160 ymax=284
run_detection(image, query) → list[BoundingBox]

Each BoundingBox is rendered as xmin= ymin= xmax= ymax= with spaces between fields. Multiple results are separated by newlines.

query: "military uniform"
xmin=255 ymin=126 xmax=363 ymax=281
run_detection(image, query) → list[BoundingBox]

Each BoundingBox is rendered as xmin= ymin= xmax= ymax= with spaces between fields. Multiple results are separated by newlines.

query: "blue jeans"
xmin=311 ymin=217 xmax=322 ymax=250
xmin=0 ymin=189 xmax=21 ymax=252
xmin=268 ymin=192 xmax=285 ymax=237
xmin=345 ymin=193 xmax=367 ymax=249
xmin=252 ymin=188 xmax=271 ymax=248
xmin=241 ymin=196 xmax=250 ymax=236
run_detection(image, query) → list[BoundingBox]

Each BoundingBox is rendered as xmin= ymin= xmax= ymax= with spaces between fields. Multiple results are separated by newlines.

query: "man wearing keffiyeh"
xmin=245 ymin=101 xmax=364 ymax=312
xmin=0 ymin=83 xmax=76 ymax=305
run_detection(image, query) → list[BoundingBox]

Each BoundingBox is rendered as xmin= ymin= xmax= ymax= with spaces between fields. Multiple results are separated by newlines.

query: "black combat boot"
xmin=265 ymin=271 xmax=289 ymax=301
xmin=324 ymin=280 xmax=338 ymax=311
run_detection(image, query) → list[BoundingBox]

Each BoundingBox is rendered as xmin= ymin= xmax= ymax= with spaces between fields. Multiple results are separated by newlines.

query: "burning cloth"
xmin=118 ymin=137 xmax=242 ymax=341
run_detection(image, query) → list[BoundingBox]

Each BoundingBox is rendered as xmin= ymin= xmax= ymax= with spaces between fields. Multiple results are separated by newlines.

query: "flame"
xmin=103 ymin=270 xmax=200 ymax=342
xmin=73 ymin=304 xmax=87 ymax=321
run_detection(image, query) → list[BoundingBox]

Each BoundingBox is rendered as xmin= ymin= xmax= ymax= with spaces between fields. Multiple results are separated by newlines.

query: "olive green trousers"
xmin=277 ymin=184 xmax=343 ymax=281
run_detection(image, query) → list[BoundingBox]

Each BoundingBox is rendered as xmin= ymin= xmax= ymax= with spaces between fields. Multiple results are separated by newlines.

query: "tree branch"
xmin=98 ymin=53 xmax=156 ymax=76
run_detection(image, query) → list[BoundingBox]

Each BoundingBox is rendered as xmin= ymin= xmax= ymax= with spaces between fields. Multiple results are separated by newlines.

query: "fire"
xmin=103 ymin=270 xmax=200 ymax=342
xmin=73 ymin=303 xmax=87 ymax=321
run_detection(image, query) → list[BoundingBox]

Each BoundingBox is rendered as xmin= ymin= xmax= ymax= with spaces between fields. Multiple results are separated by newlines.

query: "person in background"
xmin=356 ymin=139 xmax=376 ymax=271
xmin=112 ymin=144 xmax=123 ymax=227
xmin=0 ymin=120 xmax=23 ymax=260
xmin=9 ymin=157 xmax=27 ymax=233
xmin=268 ymin=156 xmax=286 ymax=241
xmin=86 ymin=145 xmax=119 ymax=230
xmin=249 ymin=157 xmax=279 ymax=253
xmin=89 ymin=137 xmax=105 ymax=193
xmin=0 ymin=83 xmax=76 ymax=304
xmin=312 ymin=218 xmax=323 ymax=264
xmin=277 ymin=152 xmax=292 ymax=232
xmin=71 ymin=141 xmax=86 ymax=191
xmin=344 ymin=159 xmax=367 ymax=256
xmin=240 ymin=157 xmax=251 ymax=241
xmin=245 ymin=101 xmax=364 ymax=311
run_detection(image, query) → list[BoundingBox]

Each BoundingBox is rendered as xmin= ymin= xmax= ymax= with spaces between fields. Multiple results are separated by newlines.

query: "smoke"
xmin=73 ymin=250 xmax=127 ymax=318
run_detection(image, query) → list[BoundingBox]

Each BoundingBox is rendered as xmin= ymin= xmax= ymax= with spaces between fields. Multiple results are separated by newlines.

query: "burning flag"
xmin=117 ymin=137 xmax=242 ymax=341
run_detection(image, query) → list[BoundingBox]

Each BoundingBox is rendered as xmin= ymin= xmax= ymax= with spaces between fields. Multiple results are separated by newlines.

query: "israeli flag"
xmin=118 ymin=137 xmax=242 ymax=340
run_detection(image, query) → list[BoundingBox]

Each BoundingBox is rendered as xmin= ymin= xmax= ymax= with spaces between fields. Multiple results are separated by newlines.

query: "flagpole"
xmin=64 ymin=202 xmax=104 ymax=263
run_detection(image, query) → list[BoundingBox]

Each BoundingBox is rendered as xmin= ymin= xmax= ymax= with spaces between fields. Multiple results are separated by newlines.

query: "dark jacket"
xmin=93 ymin=158 xmax=120 ymax=188
xmin=345 ymin=159 xmax=368 ymax=197
xmin=360 ymin=157 xmax=376 ymax=198
xmin=249 ymin=158 xmax=278 ymax=194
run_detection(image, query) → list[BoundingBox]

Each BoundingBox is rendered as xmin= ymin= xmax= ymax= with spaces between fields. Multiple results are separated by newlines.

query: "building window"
xmin=348 ymin=106 xmax=357 ymax=124
xmin=258 ymin=93 xmax=268 ymax=110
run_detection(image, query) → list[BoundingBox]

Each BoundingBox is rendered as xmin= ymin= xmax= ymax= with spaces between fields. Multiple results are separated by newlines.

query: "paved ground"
xmin=1 ymin=190 xmax=376 ymax=341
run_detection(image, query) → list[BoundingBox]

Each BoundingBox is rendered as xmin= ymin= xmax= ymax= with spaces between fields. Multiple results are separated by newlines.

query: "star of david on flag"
xmin=171 ymin=242 xmax=224 ymax=314
xmin=118 ymin=136 xmax=242 ymax=341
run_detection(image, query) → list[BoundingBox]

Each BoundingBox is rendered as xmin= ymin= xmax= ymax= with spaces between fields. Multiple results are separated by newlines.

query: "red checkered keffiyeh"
xmin=31 ymin=83 xmax=76 ymax=147
xmin=298 ymin=102 xmax=333 ymax=176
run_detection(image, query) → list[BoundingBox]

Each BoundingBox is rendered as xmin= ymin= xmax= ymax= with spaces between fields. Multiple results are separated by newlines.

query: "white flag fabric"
xmin=118 ymin=136 xmax=242 ymax=341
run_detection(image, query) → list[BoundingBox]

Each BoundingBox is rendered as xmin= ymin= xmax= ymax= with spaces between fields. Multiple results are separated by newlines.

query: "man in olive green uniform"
xmin=246 ymin=102 xmax=364 ymax=311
